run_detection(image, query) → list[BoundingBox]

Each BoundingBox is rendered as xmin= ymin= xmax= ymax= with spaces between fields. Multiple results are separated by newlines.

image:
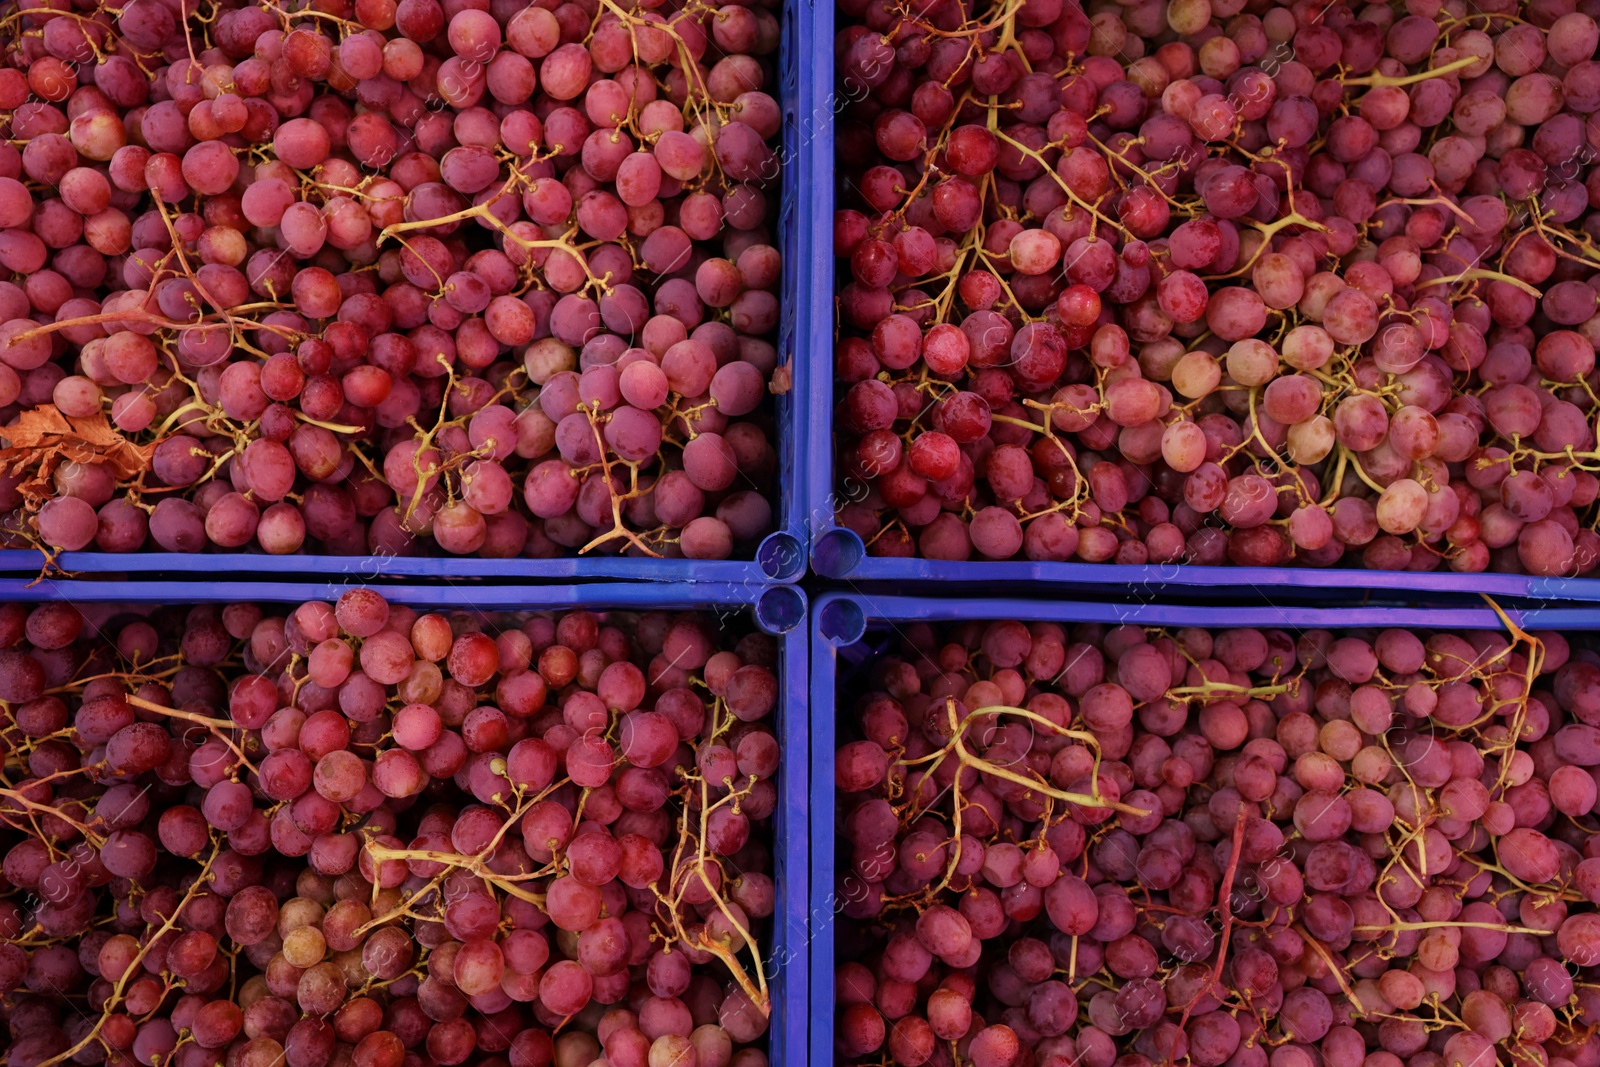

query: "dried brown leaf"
xmin=0 ymin=406 xmax=153 ymax=510
xmin=768 ymin=363 xmax=792 ymax=396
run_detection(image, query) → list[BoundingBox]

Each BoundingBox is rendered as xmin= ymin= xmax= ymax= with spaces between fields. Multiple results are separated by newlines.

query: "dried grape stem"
xmin=1341 ymin=54 xmax=1480 ymax=87
xmin=35 ymin=839 xmax=225 ymax=1067
xmin=125 ymin=692 xmax=260 ymax=776
xmin=943 ymin=701 xmax=1152 ymax=817
xmin=650 ymin=744 xmax=771 ymax=1014
xmin=1176 ymin=807 xmax=1248 ymax=1035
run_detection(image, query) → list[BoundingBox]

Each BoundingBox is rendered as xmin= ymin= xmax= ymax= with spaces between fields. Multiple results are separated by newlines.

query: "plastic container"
xmin=0 ymin=579 xmax=808 ymax=1067
xmin=805 ymin=591 xmax=1600 ymax=1067
xmin=801 ymin=52 xmax=1600 ymax=602
xmin=0 ymin=0 xmax=828 ymax=585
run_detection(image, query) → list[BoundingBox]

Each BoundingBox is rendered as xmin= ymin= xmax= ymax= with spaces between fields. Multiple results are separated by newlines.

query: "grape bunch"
xmin=833 ymin=617 xmax=1600 ymax=1067
xmin=0 ymin=590 xmax=782 ymax=1067
xmin=0 ymin=0 xmax=785 ymax=563
xmin=832 ymin=0 xmax=1600 ymax=576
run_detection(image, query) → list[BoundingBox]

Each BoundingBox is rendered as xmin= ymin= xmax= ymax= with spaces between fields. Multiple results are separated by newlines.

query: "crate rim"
xmin=0 ymin=579 xmax=809 ymax=634
xmin=806 ymin=528 xmax=1600 ymax=602
xmin=806 ymin=590 xmax=1600 ymax=646
xmin=0 ymin=542 xmax=810 ymax=582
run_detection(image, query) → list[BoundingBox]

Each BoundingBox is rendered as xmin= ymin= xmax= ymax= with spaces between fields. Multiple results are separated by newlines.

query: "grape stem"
xmin=575 ymin=406 xmax=667 ymax=557
xmin=0 ymin=786 xmax=105 ymax=847
xmin=943 ymin=701 xmax=1152 ymax=817
xmin=356 ymin=785 xmax=564 ymax=936
xmin=651 ymin=698 xmax=771 ymax=1015
xmin=32 ymin=838 xmax=225 ymax=1067
xmin=125 ymin=692 xmax=261 ymax=777
xmin=1341 ymin=54 xmax=1480 ymax=87
xmin=1176 ymin=807 xmax=1248 ymax=1035
xmin=1417 ymin=268 xmax=1542 ymax=297
xmin=1293 ymin=923 xmax=1363 ymax=1012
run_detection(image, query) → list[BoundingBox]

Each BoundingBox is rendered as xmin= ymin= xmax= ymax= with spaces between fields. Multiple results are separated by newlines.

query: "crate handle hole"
xmin=812 ymin=528 xmax=863 ymax=579
xmin=755 ymin=586 xmax=805 ymax=634
xmin=756 ymin=532 xmax=805 ymax=581
xmin=819 ymin=599 xmax=867 ymax=645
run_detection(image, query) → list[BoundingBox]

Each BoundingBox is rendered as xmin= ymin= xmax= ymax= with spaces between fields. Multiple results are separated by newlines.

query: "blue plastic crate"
xmin=805 ymin=591 xmax=1600 ymax=1067
xmin=0 ymin=0 xmax=831 ymax=586
xmin=799 ymin=20 xmax=1600 ymax=601
xmin=0 ymin=579 xmax=808 ymax=1067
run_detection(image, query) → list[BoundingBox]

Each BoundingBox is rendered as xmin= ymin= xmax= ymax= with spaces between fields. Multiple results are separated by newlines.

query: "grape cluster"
xmin=833 ymin=0 xmax=1600 ymax=575
xmin=833 ymin=618 xmax=1600 ymax=1067
xmin=0 ymin=0 xmax=784 ymax=562
xmin=0 ymin=590 xmax=781 ymax=1067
